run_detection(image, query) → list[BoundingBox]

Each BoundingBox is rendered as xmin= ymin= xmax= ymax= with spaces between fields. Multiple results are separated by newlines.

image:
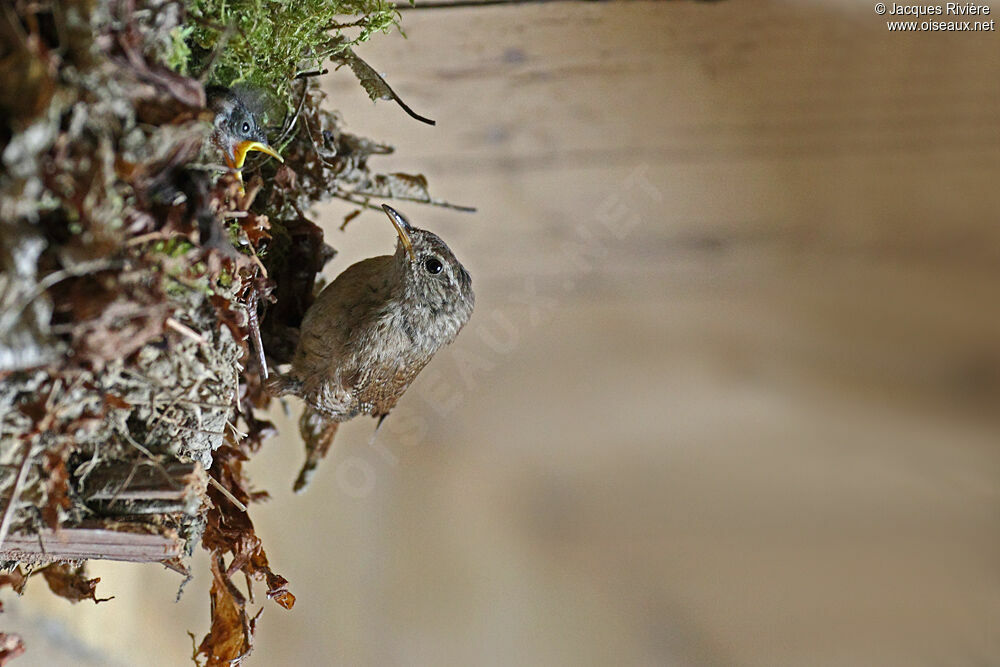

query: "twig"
xmin=247 ymin=250 xmax=268 ymax=279
xmin=246 ymin=292 xmax=268 ymax=380
xmin=346 ymin=190 xmax=477 ymax=213
xmin=126 ymin=398 xmax=232 ymax=410
xmin=331 ymin=190 xmax=384 ymax=212
xmin=125 ymin=231 xmax=190 ymax=246
xmin=208 ymin=477 xmax=247 ymax=512
xmin=234 ymin=369 xmax=241 ymax=414
xmin=226 ymin=420 xmax=248 ymax=440
xmin=302 ymin=114 xmax=341 ymax=168
xmin=294 ymin=68 xmax=329 ymax=80
xmin=325 ymin=17 xmax=369 ymax=30
xmin=154 ymin=416 xmax=225 ymax=437
xmin=0 ymin=442 xmax=34 ymax=551
xmin=117 ymin=424 xmax=183 ymax=494
xmin=166 ymin=317 xmax=208 ymax=345
xmin=276 ymin=78 xmax=313 ymax=150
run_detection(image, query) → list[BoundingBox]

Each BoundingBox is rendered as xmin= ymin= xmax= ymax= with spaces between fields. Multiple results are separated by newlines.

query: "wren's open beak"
xmin=382 ymin=204 xmax=416 ymax=261
xmin=231 ymin=140 xmax=284 ymax=170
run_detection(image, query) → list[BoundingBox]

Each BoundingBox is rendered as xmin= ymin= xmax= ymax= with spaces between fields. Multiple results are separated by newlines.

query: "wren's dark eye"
xmin=241 ymin=122 xmax=251 ymax=134
xmin=423 ymin=257 xmax=443 ymax=275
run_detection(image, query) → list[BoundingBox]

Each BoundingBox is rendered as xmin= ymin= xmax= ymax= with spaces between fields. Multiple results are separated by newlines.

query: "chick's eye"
xmin=241 ymin=122 xmax=251 ymax=134
xmin=424 ymin=257 xmax=443 ymax=275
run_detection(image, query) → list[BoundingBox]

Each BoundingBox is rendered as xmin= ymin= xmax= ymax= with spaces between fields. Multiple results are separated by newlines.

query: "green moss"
xmin=182 ymin=0 xmax=405 ymax=111
xmin=165 ymin=25 xmax=194 ymax=75
xmin=226 ymin=220 xmax=242 ymax=247
xmin=152 ymin=238 xmax=196 ymax=258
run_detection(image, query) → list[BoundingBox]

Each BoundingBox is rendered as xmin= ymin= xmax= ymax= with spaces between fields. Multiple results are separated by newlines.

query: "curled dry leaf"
xmin=39 ymin=563 xmax=113 ymax=605
xmin=196 ymin=557 xmax=254 ymax=666
xmin=196 ymin=440 xmax=293 ymax=664
xmin=0 ymin=568 xmax=28 ymax=596
xmin=330 ymin=38 xmax=435 ymax=126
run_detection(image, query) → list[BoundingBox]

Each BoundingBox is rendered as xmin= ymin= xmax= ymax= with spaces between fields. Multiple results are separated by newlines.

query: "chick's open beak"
xmin=232 ymin=140 xmax=284 ymax=170
xmin=382 ymin=204 xmax=415 ymax=261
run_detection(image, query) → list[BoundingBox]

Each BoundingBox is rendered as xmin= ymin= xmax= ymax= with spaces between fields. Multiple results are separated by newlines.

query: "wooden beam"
xmin=0 ymin=524 xmax=185 ymax=565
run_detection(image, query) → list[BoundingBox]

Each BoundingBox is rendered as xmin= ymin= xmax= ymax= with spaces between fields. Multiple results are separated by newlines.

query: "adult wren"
xmin=270 ymin=205 xmax=475 ymax=491
xmin=207 ymin=86 xmax=283 ymax=185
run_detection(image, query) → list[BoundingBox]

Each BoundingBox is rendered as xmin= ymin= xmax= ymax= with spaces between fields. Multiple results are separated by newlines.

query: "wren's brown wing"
xmin=291 ymin=255 xmax=396 ymax=409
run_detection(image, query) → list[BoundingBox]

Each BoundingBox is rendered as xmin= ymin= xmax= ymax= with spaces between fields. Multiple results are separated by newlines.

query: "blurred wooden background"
xmin=6 ymin=1 xmax=1000 ymax=665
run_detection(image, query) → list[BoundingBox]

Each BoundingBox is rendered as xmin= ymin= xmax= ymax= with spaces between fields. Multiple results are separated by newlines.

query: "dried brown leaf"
xmin=197 ymin=441 xmax=293 ymax=665
xmin=331 ymin=40 xmax=434 ymax=125
xmin=39 ymin=563 xmax=113 ymax=604
xmin=209 ymin=294 xmax=247 ymax=351
xmin=0 ymin=568 xmax=28 ymax=596
xmin=238 ymin=214 xmax=272 ymax=247
xmin=102 ymin=393 xmax=131 ymax=410
xmin=41 ymin=452 xmax=72 ymax=529
xmin=197 ymin=557 xmax=253 ymax=666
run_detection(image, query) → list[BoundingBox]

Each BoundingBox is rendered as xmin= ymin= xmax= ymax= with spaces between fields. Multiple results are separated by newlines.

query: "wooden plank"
xmin=0 ymin=525 xmax=185 ymax=565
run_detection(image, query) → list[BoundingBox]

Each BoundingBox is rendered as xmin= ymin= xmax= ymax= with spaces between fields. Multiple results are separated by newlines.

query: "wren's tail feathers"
xmin=266 ymin=374 xmax=338 ymax=493
xmin=292 ymin=405 xmax=340 ymax=493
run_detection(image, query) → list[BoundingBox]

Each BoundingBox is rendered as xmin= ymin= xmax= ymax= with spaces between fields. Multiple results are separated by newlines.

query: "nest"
xmin=0 ymin=0 xmax=465 ymax=663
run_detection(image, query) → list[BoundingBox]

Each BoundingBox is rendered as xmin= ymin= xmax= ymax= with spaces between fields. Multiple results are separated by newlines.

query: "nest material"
xmin=0 ymin=0 xmax=465 ymax=663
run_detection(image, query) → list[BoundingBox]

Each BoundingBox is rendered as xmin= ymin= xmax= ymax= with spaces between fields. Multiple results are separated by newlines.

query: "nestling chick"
xmin=207 ymin=86 xmax=283 ymax=184
xmin=270 ymin=205 xmax=475 ymax=491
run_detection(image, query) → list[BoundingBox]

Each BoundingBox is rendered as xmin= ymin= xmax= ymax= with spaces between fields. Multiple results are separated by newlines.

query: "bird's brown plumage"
xmin=269 ymin=206 xmax=474 ymax=490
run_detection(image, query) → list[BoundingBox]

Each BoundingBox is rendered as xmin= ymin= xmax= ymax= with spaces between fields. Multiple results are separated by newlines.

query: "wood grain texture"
xmin=0 ymin=526 xmax=185 ymax=564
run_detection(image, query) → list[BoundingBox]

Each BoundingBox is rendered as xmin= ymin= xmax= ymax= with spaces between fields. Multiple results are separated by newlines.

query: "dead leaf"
xmin=39 ymin=563 xmax=113 ymax=604
xmin=238 ymin=214 xmax=272 ymax=247
xmin=196 ymin=557 xmax=253 ymax=666
xmin=330 ymin=39 xmax=435 ymax=125
xmin=197 ymin=440 xmax=293 ymax=665
xmin=41 ymin=452 xmax=72 ymax=529
xmin=0 ymin=568 xmax=28 ymax=596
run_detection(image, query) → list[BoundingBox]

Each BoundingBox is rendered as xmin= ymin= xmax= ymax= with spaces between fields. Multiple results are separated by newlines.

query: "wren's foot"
xmin=292 ymin=406 xmax=340 ymax=493
xmin=266 ymin=372 xmax=301 ymax=398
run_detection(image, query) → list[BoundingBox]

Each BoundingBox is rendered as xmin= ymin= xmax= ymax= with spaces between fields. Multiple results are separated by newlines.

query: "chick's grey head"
xmin=207 ymin=86 xmax=282 ymax=169
xmin=382 ymin=205 xmax=475 ymax=346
